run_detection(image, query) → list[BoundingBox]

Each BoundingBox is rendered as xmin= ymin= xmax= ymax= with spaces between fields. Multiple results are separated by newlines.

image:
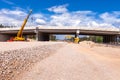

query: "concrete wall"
xmin=0 ymin=34 xmax=11 ymax=41
xmin=0 ymin=32 xmax=50 ymax=42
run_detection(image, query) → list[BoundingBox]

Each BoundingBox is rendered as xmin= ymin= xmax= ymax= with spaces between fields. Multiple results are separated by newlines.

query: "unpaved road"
xmin=19 ymin=43 xmax=120 ymax=80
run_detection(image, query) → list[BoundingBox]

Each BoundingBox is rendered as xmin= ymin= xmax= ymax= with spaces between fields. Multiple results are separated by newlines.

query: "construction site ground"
xmin=1 ymin=41 xmax=120 ymax=80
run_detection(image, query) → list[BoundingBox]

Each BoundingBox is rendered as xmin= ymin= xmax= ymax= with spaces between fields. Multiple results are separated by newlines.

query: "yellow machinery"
xmin=13 ymin=10 xmax=32 ymax=41
xmin=74 ymin=30 xmax=80 ymax=43
xmin=74 ymin=37 xmax=80 ymax=43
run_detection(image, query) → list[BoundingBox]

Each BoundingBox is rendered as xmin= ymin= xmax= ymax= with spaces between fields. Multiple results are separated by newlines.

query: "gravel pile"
xmin=0 ymin=42 xmax=64 ymax=80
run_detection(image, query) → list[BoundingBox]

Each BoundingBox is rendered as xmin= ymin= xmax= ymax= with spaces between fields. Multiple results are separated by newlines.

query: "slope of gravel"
xmin=0 ymin=42 xmax=64 ymax=80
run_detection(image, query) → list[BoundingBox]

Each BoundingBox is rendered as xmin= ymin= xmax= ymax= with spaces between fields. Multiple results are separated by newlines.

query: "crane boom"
xmin=13 ymin=10 xmax=32 ymax=41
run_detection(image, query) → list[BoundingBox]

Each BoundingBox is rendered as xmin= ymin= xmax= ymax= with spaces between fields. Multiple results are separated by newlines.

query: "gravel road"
xmin=0 ymin=42 xmax=64 ymax=80
xmin=19 ymin=43 xmax=120 ymax=80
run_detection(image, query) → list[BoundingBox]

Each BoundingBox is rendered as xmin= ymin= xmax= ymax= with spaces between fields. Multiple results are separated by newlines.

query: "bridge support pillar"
xmin=24 ymin=35 xmax=28 ymax=41
xmin=35 ymin=27 xmax=39 ymax=41
xmin=75 ymin=34 xmax=77 ymax=38
xmin=116 ymin=35 xmax=120 ymax=43
xmin=38 ymin=32 xmax=43 ymax=41
xmin=103 ymin=35 xmax=117 ymax=43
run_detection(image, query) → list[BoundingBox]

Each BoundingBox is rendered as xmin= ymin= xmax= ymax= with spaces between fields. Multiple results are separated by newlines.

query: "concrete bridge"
xmin=0 ymin=26 xmax=120 ymax=43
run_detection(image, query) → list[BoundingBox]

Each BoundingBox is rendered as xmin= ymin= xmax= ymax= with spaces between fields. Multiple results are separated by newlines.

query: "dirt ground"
xmin=18 ymin=42 xmax=120 ymax=80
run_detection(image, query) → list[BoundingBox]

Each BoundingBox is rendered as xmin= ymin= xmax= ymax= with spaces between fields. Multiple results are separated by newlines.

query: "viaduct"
xmin=0 ymin=26 xmax=120 ymax=43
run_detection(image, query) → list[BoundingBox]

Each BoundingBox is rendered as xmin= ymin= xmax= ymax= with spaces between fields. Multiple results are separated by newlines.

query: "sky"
xmin=0 ymin=0 xmax=120 ymax=30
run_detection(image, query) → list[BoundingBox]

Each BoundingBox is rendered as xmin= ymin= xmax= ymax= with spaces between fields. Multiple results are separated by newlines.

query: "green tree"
xmin=96 ymin=36 xmax=103 ymax=43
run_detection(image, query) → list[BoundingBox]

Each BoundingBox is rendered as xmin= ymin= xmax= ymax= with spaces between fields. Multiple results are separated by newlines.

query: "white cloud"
xmin=99 ymin=12 xmax=120 ymax=27
xmin=35 ymin=19 xmax=46 ymax=25
xmin=32 ymin=14 xmax=43 ymax=18
xmin=49 ymin=13 xmax=80 ymax=26
xmin=48 ymin=4 xmax=68 ymax=13
xmin=0 ymin=4 xmax=120 ymax=30
xmin=0 ymin=8 xmax=46 ymax=27
xmin=0 ymin=9 xmax=27 ymax=26
xmin=2 ymin=0 xmax=15 ymax=5
xmin=31 ymin=13 xmax=47 ymax=25
xmin=49 ymin=11 xmax=96 ymax=26
xmin=47 ymin=4 xmax=120 ymax=30
xmin=0 ymin=9 xmax=27 ymax=16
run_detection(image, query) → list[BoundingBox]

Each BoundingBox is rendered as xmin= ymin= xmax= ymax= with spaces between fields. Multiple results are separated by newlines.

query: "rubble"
xmin=0 ymin=42 xmax=64 ymax=80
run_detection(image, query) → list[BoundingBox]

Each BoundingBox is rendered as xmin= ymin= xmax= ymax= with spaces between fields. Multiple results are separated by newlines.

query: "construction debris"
xmin=0 ymin=42 xmax=64 ymax=80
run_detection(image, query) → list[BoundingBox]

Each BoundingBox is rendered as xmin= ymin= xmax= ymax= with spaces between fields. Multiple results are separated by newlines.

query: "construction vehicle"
xmin=10 ymin=10 xmax=32 ymax=41
xmin=74 ymin=37 xmax=80 ymax=43
xmin=74 ymin=30 xmax=80 ymax=43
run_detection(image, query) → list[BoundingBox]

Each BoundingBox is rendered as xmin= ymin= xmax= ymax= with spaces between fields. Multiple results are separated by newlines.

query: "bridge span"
xmin=0 ymin=26 xmax=120 ymax=43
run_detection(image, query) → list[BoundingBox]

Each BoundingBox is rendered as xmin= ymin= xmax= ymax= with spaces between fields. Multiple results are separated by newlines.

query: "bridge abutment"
xmin=0 ymin=34 xmax=12 ymax=41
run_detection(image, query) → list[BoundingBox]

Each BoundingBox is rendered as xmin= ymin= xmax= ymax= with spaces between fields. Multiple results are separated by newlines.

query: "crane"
xmin=13 ymin=10 xmax=32 ymax=41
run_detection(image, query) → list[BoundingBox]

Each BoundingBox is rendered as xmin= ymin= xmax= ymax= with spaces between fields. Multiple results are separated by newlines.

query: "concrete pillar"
xmin=103 ymin=36 xmax=111 ymax=43
xmin=103 ymin=35 xmax=117 ymax=43
xmin=24 ymin=35 xmax=28 ymax=41
xmin=38 ymin=32 xmax=44 ymax=41
xmin=75 ymin=30 xmax=80 ymax=38
xmin=35 ymin=27 xmax=39 ymax=41
xmin=103 ymin=36 xmax=107 ymax=43
xmin=110 ymin=36 xmax=116 ymax=44
xmin=116 ymin=36 xmax=118 ymax=43
xmin=117 ymin=35 xmax=120 ymax=43
xmin=75 ymin=34 xmax=77 ymax=38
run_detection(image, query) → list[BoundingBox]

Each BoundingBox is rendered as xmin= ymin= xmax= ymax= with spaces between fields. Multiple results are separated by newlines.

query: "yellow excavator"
xmin=10 ymin=10 xmax=32 ymax=41
xmin=74 ymin=37 xmax=80 ymax=43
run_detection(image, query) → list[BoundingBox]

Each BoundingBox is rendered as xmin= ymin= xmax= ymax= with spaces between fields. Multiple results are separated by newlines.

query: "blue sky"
xmin=0 ymin=0 xmax=120 ymax=31
xmin=1 ymin=0 xmax=120 ymax=13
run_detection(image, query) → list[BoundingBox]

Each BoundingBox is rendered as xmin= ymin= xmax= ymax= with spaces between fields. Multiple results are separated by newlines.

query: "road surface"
xmin=18 ymin=43 xmax=120 ymax=80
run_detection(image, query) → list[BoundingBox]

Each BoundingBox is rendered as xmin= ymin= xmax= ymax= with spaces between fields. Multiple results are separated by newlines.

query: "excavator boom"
xmin=13 ymin=10 xmax=32 ymax=41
